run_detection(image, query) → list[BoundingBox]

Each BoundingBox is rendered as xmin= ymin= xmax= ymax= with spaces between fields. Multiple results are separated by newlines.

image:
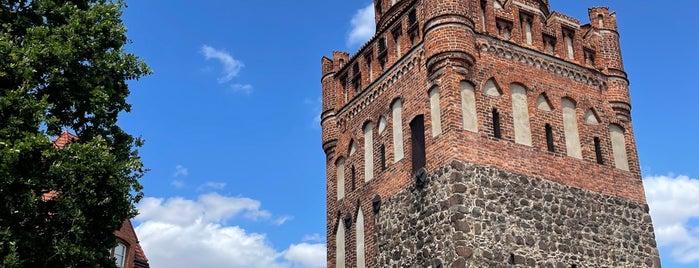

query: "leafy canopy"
xmin=0 ymin=0 xmax=150 ymax=267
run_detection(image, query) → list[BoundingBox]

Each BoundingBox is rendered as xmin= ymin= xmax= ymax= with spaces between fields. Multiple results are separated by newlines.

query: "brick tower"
xmin=321 ymin=1 xmax=660 ymax=267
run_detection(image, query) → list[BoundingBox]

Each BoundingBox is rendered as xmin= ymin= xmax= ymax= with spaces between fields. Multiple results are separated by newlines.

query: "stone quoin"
xmin=321 ymin=0 xmax=661 ymax=267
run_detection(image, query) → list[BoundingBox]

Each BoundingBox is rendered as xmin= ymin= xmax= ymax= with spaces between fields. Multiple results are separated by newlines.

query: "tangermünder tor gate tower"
xmin=320 ymin=0 xmax=661 ymax=267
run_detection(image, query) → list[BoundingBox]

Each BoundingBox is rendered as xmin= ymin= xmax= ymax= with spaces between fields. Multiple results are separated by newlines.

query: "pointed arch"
xmin=460 ymin=81 xmax=478 ymax=132
xmin=429 ymin=86 xmax=442 ymax=137
xmin=494 ymin=0 xmax=503 ymax=9
xmin=378 ymin=116 xmax=387 ymax=134
xmin=484 ymin=78 xmax=501 ymax=97
xmin=335 ymin=218 xmax=346 ymax=268
xmin=363 ymin=122 xmax=374 ymax=182
xmin=511 ymin=83 xmax=532 ymax=146
xmin=349 ymin=139 xmax=357 ymax=156
xmin=561 ymin=98 xmax=582 ymax=159
xmin=584 ymin=109 xmax=601 ymax=125
xmin=536 ymin=93 xmax=553 ymax=111
xmin=391 ymin=99 xmax=404 ymax=162
xmin=336 ymin=157 xmax=345 ymax=200
xmin=609 ymin=124 xmax=629 ymax=171
xmin=356 ymin=208 xmax=366 ymax=268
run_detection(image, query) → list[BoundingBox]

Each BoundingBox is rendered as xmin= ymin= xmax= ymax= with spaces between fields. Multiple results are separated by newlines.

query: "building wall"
xmin=322 ymin=1 xmax=657 ymax=267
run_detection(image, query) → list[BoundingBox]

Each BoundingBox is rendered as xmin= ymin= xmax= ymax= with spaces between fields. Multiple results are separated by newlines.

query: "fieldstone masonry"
xmin=376 ymin=161 xmax=660 ymax=267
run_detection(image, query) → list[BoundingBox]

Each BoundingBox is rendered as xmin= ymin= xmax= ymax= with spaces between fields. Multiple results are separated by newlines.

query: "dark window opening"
xmin=351 ymin=165 xmax=356 ymax=191
xmin=408 ymin=9 xmax=417 ymax=25
xmin=352 ymin=63 xmax=359 ymax=75
xmin=376 ymin=1 xmax=382 ymax=14
xmin=492 ymin=108 xmax=501 ymax=139
xmin=495 ymin=19 xmax=513 ymax=40
xmin=380 ymin=144 xmax=386 ymax=170
xmin=584 ymin=49 xmax=596 ymax=66
xmin=571 ymin=265 xmax=577 ymax=268
xmin=378 ymin=37 xmax=386 ymax=52
xmin=409 ymin=31 xmax=418 ymax=46
xmin=352 ymin=77 xmax=361 ymax=92
xmin=594 ymin=137 xmax=604 ymax=164
xmin=508 ymin=253 xmax=515 ymax=265
xmin=379 ymin=56 xmax=386 ymax=70
xmin=410 ymin=115 xmax=426 ymax=174
xmin=543 ymin=34 xmax=556 ymax=54
xmin=545 ymin=124 xmax=554 ymax=152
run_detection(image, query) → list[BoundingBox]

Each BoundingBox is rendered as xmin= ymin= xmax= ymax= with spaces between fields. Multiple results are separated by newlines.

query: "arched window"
xmin=336 ymin=158 xmax=345 ymax=200
xmin=410 ymin=115 xmax=426 ymax=173
xmin=392 ymin=100 xmax=404 ymax=162
xmin=336 ymin=220 xmax=346 ymax=268
xmin=356 ymin=208 xmax=366 ymax=268
xmin=429 ymin=87 xmax=441 ymax=137
xmin=511 ymin=84 xmax=532 ymax=146
xmin=521 ymin=14 xmax=532 ymax=45
xmin=609 ymin=124 xmax=629 ymax=171
xmin=561 ymin=98 xmax=582 ymax=159
xmin=480 ymin=0 xmax=487 ymax=32
xmin=597 ymin=14 xmax=604 ymax=28
xmin=563 ymin=28 xmax=574 ymax=59
xmin=113 ymin=242 xmax=127 ymax=268
xmin=363 ymin=122 xmax=374 ymax=181
xmin=460 ymin=81 xmax=478 ymax=132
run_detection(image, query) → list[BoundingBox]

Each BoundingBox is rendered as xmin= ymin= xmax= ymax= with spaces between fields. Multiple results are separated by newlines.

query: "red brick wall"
xmin=322 ymin=1 xmax=642 ymax=267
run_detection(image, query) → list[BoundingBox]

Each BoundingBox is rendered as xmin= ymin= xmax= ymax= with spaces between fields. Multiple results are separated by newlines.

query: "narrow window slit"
xmin=351 ymin=165 xmax=356 ymax=191
xmin=410 ymin=115 xmax=426 ymax=174
xmin=594 ymin=137 xmax=604 ymax=164
xmin=545 ymin=124 xmax=554 ymax=152
xmin=380 ymin=144 xmax=386 ymax=170
xmin=492 ymin=108 xmax=501 ymax=139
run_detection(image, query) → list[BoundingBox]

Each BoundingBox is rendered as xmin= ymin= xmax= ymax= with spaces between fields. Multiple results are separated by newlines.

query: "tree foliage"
xmin=0 ymin=0 xmax=150 ymax=266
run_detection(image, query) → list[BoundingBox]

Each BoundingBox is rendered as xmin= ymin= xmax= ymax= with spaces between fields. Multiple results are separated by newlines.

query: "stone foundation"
xmin=375 ymin=161 xmax=660 ymax=268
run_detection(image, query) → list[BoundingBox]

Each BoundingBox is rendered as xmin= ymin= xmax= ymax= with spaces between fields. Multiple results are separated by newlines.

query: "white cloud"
xmin=135 ymin=194 xmax=326 ymax=268
xmin=304 ymin=97 xmax=322 ymax=128
xmin=173 ymin=165 xmax=188 ymax=177
xmin=644 ymin=174 xmax=699 ymax=263
xmin=201 ymin=45 xmax=245 ymax=83
xmin=282 ymin=243 xmax=327 ymax=268
xmin=197 ymin=182 xmax=227 ymax=193
xmin=171 ymin=180 xmax=185 ymax=188
xmin=231 ymin=83 xmax=254 ymax=94
xmin=302 ymin=233 xmax=324 ymax=243
xmin=273 ymin=215 xmax=293 ymax=226
xmin=347 ymin=3 xmax=375 ymax=47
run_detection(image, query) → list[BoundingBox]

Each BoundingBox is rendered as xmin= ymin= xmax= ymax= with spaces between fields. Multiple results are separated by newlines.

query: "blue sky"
xmin=117 ymin=1 xmax=699 ymax=267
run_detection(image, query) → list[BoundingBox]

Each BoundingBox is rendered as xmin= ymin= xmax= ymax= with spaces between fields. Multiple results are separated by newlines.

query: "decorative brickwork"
xmin=322 ymin=1 xmax=659 ymax=267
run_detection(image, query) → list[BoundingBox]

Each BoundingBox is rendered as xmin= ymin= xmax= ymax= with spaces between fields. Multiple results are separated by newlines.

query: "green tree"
xmin=0 ymin=0 xmax=150 ymax=266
